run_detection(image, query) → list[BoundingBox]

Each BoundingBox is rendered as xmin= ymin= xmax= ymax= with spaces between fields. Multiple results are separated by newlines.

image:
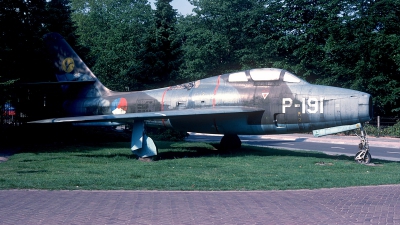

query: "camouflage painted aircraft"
xmin=31 ymin=33 xmax=373 ymax=163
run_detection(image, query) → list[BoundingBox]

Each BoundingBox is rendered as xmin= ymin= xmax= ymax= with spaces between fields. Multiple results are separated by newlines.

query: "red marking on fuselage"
xmin=117 ymin=98 xmax=128 ymax=111
xmin=212 ymin=75 xmax=221 ymax=107
xmin=161 ymin=87 xmax=171 ymax=127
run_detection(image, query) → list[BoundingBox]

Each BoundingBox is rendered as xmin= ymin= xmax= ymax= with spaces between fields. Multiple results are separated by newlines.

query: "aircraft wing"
xmin=21 ymin=81 xmax=96 ymax=86
xmin=29 ymin=107 xmax=265 ymax=124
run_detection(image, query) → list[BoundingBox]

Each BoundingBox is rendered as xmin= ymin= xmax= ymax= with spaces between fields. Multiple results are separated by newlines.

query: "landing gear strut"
xmin=354 ymin=123 xmax=371 ymax=164
xmin=131 ymin=121 xmax=158 ymax=160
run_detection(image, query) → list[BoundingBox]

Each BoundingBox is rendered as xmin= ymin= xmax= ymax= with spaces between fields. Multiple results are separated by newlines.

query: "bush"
xmin=381 ymin=120 xmax=400 ymax=137
xmin=145 ymin=127 xmax=189 ymax=141
xmin=365 ymin=120 xmax=400 ymax=137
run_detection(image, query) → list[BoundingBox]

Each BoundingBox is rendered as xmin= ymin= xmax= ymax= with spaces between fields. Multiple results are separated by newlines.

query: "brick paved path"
xmin=1 ymin=185 xmax=400 ymax=224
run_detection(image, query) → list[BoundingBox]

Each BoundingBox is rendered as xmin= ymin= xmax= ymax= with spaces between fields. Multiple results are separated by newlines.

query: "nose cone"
xmin=326 ymin=86 xmax=372 ymax=124
xmin=314 ymin=85 xmax=373 ymax=126
xmin=358 ymin=93 xmax=373 ymax=123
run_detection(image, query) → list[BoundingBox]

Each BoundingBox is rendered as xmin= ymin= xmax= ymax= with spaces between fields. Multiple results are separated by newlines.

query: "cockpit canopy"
xmin=228 ymin=68 xmax=307 ymax=84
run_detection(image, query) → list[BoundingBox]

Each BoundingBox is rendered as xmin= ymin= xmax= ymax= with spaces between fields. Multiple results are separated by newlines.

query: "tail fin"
xmin=43 ymin=32 xmax=111 ymax=96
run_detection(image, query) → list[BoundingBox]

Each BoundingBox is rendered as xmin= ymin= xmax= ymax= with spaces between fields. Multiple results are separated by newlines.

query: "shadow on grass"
xmin=0 ymin=124 xmax=131 ymax=154
xmin=16 ymin=170 xmax=48 ymax=174
xmin=4 ymin=124 xmax=394 ymax=165
xmin=74 ymin=152 xmax=138 ymax=160
xmin=156 ymin=143 xmax=348 ymax=161
xmin=155 ymin=143 xmax=393 ymax=164
xmin=18 ymin=140 xmax=394 ymax=165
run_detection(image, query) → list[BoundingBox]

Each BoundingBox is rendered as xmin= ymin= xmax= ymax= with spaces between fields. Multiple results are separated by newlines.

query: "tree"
xmin=71 ymin=0 xmax=153 ymax=91
xmin=177 ymin=0 xmax=400 ymax=116
xmin=320 ymin=0 xmax=400 ymax=115
xmin=261 ymin=0 xmax=345 ymax=81
xmin=0 ymin=0 xmax=85 ymax=123
xmin=45 ymin=0 xmax=79 ymax=46
xmin=0 ymin=0 xmax=48 ymax=120
xmin=178 ymin=0 xmax=272 ymax=80
xmin=128 ymin=0 xmax=182 ymax=89
xmin=0 ymin=0 xmax=48 ymax=83
xmin=0 ymin=0 xmax=79 ymax=85
xmin=358 ymin=0 xmax=400 ymax=114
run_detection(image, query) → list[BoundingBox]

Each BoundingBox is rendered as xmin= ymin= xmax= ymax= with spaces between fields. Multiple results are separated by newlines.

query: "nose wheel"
xmin=355 ymin=150 xmax=371 ymax=164
xmin=354 ymin=124 xmax=371 ymax=164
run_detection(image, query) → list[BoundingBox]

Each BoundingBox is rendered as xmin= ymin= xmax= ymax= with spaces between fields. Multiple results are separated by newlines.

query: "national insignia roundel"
xmin=111 ymin=98 xmax=128 ymax=114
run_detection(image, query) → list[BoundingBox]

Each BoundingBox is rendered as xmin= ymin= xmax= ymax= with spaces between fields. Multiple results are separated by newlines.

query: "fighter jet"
xmin=31 ymin=33 xmax=373 ymax=163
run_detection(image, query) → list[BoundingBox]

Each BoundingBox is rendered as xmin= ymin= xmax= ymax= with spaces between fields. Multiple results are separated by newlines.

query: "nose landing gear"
xmin=354 ymin=124 xmax=371 ymax=164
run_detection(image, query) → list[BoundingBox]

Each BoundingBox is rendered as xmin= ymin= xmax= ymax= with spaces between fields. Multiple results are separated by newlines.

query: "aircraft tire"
xmin=219 ymin=134 xmax=241 ymax=151
xmin=355 ymin=151 xmax=371 ymax=164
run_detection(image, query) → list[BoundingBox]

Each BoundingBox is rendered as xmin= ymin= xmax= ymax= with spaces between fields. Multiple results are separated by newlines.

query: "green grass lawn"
xmin=1 ymin=141 xmax=399 ymax=190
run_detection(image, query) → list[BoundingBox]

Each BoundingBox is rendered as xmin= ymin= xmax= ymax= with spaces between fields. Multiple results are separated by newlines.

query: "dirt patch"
xmin=0 ymin=156 xmax=9 ymax=162
xmin=364 ymin=163 xmax=383 ymax=167
xmin=315 ymin=162 xmax=334 ymax=166
xmin=0 ymin=147 xmax=19 ymax=163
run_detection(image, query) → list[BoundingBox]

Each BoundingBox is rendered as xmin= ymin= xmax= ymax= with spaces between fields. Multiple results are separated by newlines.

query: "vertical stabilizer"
xmin=43 ymin=33 xmax=110 ymax=97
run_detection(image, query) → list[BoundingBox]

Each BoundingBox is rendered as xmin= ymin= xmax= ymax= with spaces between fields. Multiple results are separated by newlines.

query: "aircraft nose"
xmin=358 ymin=93 xmax=373 ymax=122
xmin=321 ymin=86 xmax=372 ymax=125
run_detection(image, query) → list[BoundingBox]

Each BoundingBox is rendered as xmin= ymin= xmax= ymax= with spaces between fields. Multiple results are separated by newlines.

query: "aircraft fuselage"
xmin=35 ymin=33 xmax=374 ymax=161
xmin=62 ymin=68 xmax=372 ymax=135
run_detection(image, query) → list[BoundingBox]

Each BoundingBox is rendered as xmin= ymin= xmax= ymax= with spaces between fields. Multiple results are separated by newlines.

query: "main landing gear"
xmin=130 ymin=121 xmax=158 ymax=160
xmin=354 ymin=124 xmax=371 ymax=164
xmin=219 ymin=134 xmax=242 ymax=150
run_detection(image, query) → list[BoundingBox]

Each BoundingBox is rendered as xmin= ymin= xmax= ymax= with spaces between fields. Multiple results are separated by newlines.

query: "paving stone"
xmin=0 ymin=185 xmax=400 ymax=224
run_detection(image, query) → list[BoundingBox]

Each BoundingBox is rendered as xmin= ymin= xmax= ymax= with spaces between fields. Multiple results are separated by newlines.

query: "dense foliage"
xmin=0 ymin=0 xmax=78 ymax=122
xmin=126 ymin=0 xmax=183 ymax=90
xmin=71 ymin=0 xmax=153 ymax=91
xmin=180 ymin=0 xmax=400 ymax=115
xmin=1 ymin=0 xmax=399 ymax=118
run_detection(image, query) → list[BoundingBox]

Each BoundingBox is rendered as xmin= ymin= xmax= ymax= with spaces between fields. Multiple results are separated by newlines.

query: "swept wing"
xmin=30 ymin=106 xmax=265 ymax=124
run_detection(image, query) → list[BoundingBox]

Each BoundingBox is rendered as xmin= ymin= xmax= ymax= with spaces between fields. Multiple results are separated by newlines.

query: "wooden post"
xmin=377 ymin=116 xmax=380 ymax=138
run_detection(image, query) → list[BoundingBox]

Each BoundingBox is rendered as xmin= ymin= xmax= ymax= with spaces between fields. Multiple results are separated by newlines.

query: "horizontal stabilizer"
xmin=29 ymin=107 xmax=265 ymax=124
xmin=313 ymin=123 xmax=361 ymax=137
